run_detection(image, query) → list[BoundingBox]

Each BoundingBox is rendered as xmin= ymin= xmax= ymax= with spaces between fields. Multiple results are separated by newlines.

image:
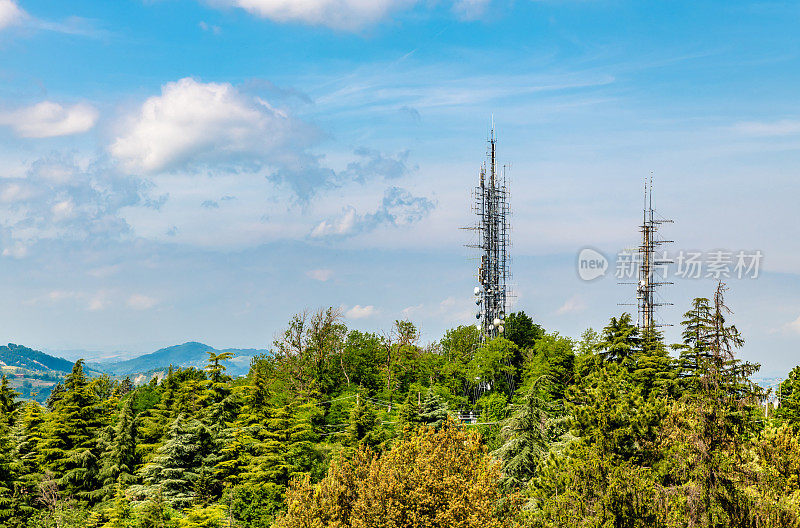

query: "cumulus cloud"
xmin=0 ymin=101 xmax=98 ymax=138
xmin=310 ymin=186 xmax=434 ymax=239
xmin=556 ymin=294 xmax=587 ymax=315
xmin=110 ymin=77 xmax=315 ymax=173
xmin=306 ymin=268 xmax=334 ymax=281
xmin=210 ymin=0 xmax=416 ymax=30
xmin=346 ymin=304 xmax=378 ymax=319
xmin=0 ymin=153 xmax=151 ymax=257
xmin=338 ymin=148 xmax=412 ymax=183
xmin=0 ymin=0 xmax=23 ymax=30
xmin=127 ymin=294 xmax=158 ymax=310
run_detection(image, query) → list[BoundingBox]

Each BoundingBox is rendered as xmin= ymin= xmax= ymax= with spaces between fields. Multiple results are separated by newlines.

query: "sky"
xmin=0 ymin=0 xmax=798 ymax=375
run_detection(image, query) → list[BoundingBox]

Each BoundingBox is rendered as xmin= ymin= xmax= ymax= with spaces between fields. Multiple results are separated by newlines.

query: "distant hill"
xmin=0 ymin=343 xmax=74 ymax=372
xmin=99 ymin=342 xmax=267 ymax=377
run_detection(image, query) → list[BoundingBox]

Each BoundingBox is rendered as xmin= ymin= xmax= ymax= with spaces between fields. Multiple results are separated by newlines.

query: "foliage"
xmin=275 ymin=422 xmax=522 ymax=528
xmin=0 ymin=290 xmax=797 ymax=527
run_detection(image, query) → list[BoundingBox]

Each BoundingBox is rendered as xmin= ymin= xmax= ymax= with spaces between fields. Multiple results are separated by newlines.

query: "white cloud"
xmin=110 ymin=77 xmax=306 ymax=173
xmin=0 ymin=153 xmax=149 ymax=254
xmin=2 ymin=241 xmax=28 ymax=258
xmin=198 ymin=21 xmax=221 ymax=34
xmin=212 ymin=0 xmax=416 ymax=30
xmin=783 ymin=315 xmax=800 ymax=335
xmin=310 ymin=207 xmax=358 ymax=238
xmin=0 ymin=0 xmax=23 ymax=30
xmin=453 ymin=0 xmax=490 ymax=20
xmin=733 ymin=120 xmax=800 ymax=137
xmin=556 ymin=294 xmax=587 ymax=315
xmin=306 ymin=268 xmax=334 ymax=281
xmin=309 ymin=187 xmax=434 ymax=239
xmin=127 ymin=294 xmax=158 ymax=310
xmin=88 ymin=291 xmax=111 ymax=312
xmin=402 ymin=303 xmax=424 ymax=317
xmin=345 ymin=304 xmax=378 ymax=319
xmin=0 ymin=101 xmax=98 ymax=138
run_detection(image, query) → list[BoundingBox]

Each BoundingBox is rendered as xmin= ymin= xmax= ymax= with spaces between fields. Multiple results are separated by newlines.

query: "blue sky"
xmin=0 ymin=0 xmax=798 ymax=376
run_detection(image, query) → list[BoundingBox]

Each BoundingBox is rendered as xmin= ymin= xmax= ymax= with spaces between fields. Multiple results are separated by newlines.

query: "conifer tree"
xmin=677 ymin=297 xmax=715 ymax=392
xmin=493 ymin=385 xmax=551 ymax=489
xmin=397 ymin=390 xmax=421 ymax=430
xmin=633 ymin=327 xmax=677 ymax=399
xmin=39 ymin=360 xmax=104 ymax=504
xmin=419 ymin=391 xmax=448 ymax=430
xmin=133 ymin=414 xmax=212 ymax=508
xmin=598 ymin=313 xmax=639 ymax=364
xmin=98 ymin=398 xmax=138 ymax=501
xmin=344 ymin=395 xmax=381 ymax=448
xmin=0 ymin=376 xmax=21 ymax=426
xmin=776 ymin=366 xmax=800 ymax=430
xmin=12 ymin=401 xmax=45 ymax=517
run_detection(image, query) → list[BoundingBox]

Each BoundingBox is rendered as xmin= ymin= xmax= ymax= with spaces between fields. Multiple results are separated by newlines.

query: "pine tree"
xmin=677 ymin=297 xmax=715 ymax=392
xmin=493 ymin=385 xmax=551 ymax=488
xmin=344 ymin=395 xmax=381 ymax=447
xmin=0 ymin=418 xmax=17 ymax=523
xmin=39 ymin=360 xmax=104 ymax=505
xmin=0 ymin=375 xmax=21 ymax=426
xmin=419 ymin=391 xmax=448 ymax=430
xmin=598 ymin=313 xmax=639 ymax=364
xmin=633 ymin=327 xmax=677 ymax=399
xmin=12 ymin=401 xmax=46 ymax=518
xmin=98 ymin=398 xmax=138 ymax=501
xmin=397 ymin=390 xmax=421 ymax=430
xmin=133 ymin=414 xmax=212 ymax=509
xmin=101 ymin=484 xmax=133 ymax=528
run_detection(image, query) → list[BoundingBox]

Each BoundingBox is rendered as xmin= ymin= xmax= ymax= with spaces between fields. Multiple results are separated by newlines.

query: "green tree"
xmin=598 ymin=313 xmax=639 ymax=364
xmin=344 ymin=396 xmax=381 ymax=448
xmin=776 ymin=366 xmax=800 ymax=430
xmin=419 ymin=391 xmax=449 ymax=430
xmin=493 ymin=385 xmax=550 ymax=489
xmin=0 ymin=376 xmax=21 ymax=426
xmin=39 ymin=360 xmax=105 ymax=504
xmin=98 ymin=398 xmax=138 ymax=501
xmin=469 ymin=337 xmax=519 ymax=398
xmin=132 ymin=415 xmax=212 ymax=508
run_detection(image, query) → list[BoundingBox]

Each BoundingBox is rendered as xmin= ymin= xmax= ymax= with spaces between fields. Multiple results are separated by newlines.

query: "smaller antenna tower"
xmin=621 ymin=174 xmax=673 ymax=332
xmin=465 ymin=123 xmax=511 ymax=341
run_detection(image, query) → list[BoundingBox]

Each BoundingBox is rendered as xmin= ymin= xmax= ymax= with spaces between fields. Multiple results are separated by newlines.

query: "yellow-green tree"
xmin=275 ymin=421 xmax=520 ymax=528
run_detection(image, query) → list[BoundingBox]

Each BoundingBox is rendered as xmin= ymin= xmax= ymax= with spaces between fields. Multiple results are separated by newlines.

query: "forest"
xmin=1 ymin=281 xmax=800 ymax=528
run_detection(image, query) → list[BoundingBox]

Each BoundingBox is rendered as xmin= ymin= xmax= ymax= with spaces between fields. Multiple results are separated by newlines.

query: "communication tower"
xmin=465 ymin=124 xmax=511 ymax=341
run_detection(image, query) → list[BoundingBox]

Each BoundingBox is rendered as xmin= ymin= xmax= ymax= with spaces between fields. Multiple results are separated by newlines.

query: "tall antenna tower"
xmin=466 ymin=123 xmax=511 ymax=340
xmin=624 ymin=174 xmax=673 ymax=332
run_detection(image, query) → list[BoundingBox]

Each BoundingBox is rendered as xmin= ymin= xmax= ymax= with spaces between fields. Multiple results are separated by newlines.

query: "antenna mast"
xmin=465 ymin=123 xmax=511 ymax=341
xmin=636 ymin=173 xmax=673 ymax=332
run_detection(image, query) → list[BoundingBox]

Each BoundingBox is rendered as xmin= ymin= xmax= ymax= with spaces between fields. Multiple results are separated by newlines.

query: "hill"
xmin=0 ymin=343 xmax=74 ymax=372
xmin=99 ymin=341 xmax=267 ymax=377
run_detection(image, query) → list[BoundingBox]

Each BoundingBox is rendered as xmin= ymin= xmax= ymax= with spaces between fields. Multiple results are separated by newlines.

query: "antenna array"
xmin=465 ymin=125 xmax=511 ymax=340
xmin=622 ymin=174 xmax=673 ymax=332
